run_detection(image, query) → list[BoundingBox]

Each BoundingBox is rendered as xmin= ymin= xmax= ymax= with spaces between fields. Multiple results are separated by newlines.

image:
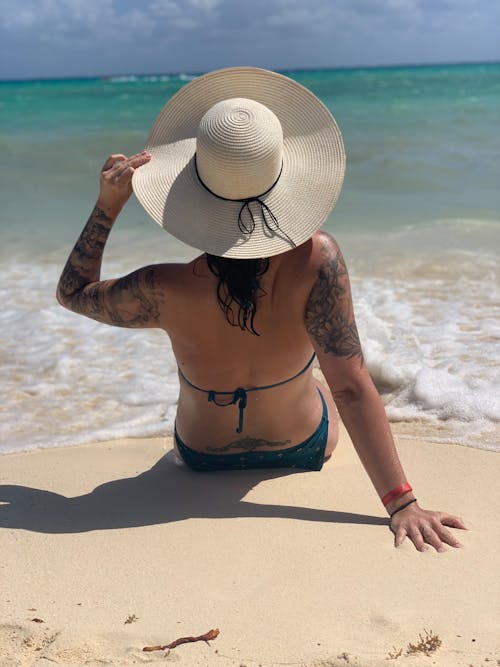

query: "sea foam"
xmin=353 ymin=264 xmax=500 ymax=449
xmin=0 ymin=240 xmax=498 ymax=454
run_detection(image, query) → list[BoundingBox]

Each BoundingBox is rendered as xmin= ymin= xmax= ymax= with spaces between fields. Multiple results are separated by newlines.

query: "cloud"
xmin=190 ymin=0 xmax=222 ymax=9
xmin=0 ymin=0 xmax=495 ymax=41
xmin=0 ymin=0 xmax=499 ymax=78
xmin=265 ymin=0 xmax=331 ymax=28
xmin=1 ymin=0 xmax=114 ymax=30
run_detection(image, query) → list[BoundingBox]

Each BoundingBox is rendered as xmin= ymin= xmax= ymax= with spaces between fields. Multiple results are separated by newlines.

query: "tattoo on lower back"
xmin=305 ymin=238 xmax=364 ymax=363
xmin=206 ymin=436 xmax=292 ymax=453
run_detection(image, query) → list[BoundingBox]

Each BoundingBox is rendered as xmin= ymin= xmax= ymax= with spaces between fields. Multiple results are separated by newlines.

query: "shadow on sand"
xmin=0 ymin=451 xmax=388 ymax=533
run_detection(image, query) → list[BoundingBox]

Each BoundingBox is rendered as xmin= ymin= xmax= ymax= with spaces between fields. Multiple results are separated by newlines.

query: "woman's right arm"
xmin=305 ymin=231 xmax=466 ymax=552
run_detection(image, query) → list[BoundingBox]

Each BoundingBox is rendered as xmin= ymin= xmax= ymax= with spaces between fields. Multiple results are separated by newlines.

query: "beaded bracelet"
xmin=390 ymin=498 xmax=417 ymax=518
xmin=381 ymin=482 xmax=413 ymax=507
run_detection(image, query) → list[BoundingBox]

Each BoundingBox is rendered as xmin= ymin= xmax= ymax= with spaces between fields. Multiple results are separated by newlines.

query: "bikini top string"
xmin=178 ymin=353 xmax=316 ymax=433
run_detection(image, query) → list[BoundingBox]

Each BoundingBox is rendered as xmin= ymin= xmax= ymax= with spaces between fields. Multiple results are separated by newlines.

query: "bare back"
xmin=58 ymin=219 xmax=361 ymax=455
xmin=150 ymin=232 xmax=349 ymax=454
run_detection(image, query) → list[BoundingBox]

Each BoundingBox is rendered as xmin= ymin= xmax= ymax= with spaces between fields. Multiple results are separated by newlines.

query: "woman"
xmin=56 ymin=67 xmax=466 ymax=552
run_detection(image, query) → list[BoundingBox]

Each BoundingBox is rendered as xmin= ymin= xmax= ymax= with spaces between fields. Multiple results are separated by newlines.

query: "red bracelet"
xmin=381 ymin=483 xmax=413 ymax=507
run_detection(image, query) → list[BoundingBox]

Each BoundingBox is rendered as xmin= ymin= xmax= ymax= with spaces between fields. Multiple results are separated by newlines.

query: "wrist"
xmin=381 ymin=482 xmax=413 ymax=508
xmin=389 ymin=498 xmax=418 ymax=519
xmin=95 ymin=197 xmax=123 ymax=221
xmin=386 ymin=491 xmax=416 ymax=516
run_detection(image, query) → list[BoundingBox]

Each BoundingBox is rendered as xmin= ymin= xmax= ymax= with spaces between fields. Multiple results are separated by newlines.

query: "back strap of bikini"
xmin=178 ymin=353 xmax=316 ymax=433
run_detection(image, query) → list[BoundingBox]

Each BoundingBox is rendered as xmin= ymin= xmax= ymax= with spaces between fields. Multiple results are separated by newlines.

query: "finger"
xmin=394 ymin=527 xmax=407 ymax=548
xmin=102 ymin=154 xmax=127 ymax=171
xmin=440 ymin=513 xmax=467 ymax=530
xmin=433 ymin=522 xmax=463 ymax=549
xmin=110 ymin=160 xmax=132 ymax=176
xmin=420 ymin=525 xmax=447 ymax=553
xmin=408 ymin=528 xmax=428 ymax=552
xmin=127 ymin=151 xmax=152 ymax=168
xmin=111 ymin=153 xmax=151 ymax=180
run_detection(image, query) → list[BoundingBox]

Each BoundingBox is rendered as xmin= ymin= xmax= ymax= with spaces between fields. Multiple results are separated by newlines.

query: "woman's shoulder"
xmin=311 ymin=230 xmax=343 ymax=259
xmin=145 ymin=256 xmax=207 ymax=285
xmin=290 ymin=231 xmax=344 ymax=275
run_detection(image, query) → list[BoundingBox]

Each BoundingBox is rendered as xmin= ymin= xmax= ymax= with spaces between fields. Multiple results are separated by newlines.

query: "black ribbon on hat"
xmin=194 ymin=153 xmax=296 ymax=248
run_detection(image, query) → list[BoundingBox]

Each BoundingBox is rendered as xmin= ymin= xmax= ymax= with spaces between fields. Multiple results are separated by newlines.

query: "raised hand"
xmin=97 ymin=151 xmax=151 ymax=217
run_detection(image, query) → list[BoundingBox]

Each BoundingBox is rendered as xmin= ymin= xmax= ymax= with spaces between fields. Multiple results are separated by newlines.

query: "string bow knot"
xmin=194 ymin=154 xmax=295 ymax=248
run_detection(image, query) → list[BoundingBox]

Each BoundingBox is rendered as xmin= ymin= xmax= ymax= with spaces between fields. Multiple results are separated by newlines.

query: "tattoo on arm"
xmin=206 ymin=436 xmax=292 ymax=453
xmin=57 ymin=205 xmax=163 ymax=328
xmin=72 ymin=205 xmax=113 ymax=262
xmin=57 ymin=205 xmax=113 ymax=298
xmin=305 ymin=239 xmax=364 ymax=364
xmin=69 ymin=269 xmax=163 ymax=328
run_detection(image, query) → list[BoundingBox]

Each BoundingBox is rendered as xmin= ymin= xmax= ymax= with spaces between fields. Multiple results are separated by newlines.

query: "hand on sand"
xmin=97 ymin=151 xmax=151 ymax=217
xmin=390 ymin=503 xmax=467 ymax=553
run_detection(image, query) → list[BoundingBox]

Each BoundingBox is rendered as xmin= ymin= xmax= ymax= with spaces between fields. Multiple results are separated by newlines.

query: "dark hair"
xmin=205 ymin=254 xmax=270 ymax=335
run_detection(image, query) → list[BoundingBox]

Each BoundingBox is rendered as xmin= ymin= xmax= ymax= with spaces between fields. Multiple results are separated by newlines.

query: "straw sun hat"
xmin=132 ymin=66 xmax=345 ymax=259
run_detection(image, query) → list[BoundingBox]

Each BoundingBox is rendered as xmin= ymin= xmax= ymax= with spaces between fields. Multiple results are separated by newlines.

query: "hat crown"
xmin=196 ymin=98 xmax=283 ymax=200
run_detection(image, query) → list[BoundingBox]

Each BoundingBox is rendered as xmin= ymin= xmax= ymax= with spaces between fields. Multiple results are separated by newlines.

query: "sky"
xmin=1 ymin=0 xmax=499 ymax=80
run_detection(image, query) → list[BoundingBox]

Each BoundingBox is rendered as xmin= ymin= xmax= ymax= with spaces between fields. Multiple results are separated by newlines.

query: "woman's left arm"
xmin=56 ymin=152 xmax=166 ymax=329
xmin=306 ymin=232 xmax=467 ymax=551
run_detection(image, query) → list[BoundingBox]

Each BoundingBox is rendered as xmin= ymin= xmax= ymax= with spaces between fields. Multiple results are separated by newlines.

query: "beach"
xmin=1 ymin=63 xmax=499 ymax=665
xmin=1 ymin=64 xmax=499 ymax=455
xmin=1 ymin=415 xmax=499 ymax=666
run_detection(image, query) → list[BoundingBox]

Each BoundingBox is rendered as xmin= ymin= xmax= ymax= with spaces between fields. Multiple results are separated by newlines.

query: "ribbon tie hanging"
xmin=194 ymin=154 xmax=296 ymax=249
xmin=208 ymin=388 xmax=248 ymax=433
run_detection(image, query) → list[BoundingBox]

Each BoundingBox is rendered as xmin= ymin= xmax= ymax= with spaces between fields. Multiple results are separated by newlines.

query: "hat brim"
xmin=132 ymin=67 xmax=345 ymax=259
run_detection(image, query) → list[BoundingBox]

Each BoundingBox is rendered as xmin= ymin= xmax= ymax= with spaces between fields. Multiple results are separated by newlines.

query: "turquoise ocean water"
xmin=1 ymin=63 xmax=499 ymax=453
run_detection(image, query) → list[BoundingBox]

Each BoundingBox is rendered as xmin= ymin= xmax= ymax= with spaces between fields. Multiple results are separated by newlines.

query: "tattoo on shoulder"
xmin=206 ymin=436 xmax=291 ymax=453
xmin=70 ymin=269 xmax=163 ymax=328
xmin=108 ymin=269 xmax=162 ymax=327
xmin=305 ymin=237 xmax=364 ymax=363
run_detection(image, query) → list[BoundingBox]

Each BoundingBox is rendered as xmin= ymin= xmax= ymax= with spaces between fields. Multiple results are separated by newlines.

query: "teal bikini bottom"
xmin=174 ymin=389 xmax=329 ymax=472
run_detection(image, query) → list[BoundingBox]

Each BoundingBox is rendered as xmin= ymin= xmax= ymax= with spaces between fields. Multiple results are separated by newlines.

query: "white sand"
xmin=1 ymin=424 xmax=499 ymax=666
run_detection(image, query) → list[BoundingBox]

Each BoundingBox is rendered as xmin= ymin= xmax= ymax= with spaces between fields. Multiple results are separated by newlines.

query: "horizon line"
xmin=1 ymin=58 xmax=499 ymax=84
